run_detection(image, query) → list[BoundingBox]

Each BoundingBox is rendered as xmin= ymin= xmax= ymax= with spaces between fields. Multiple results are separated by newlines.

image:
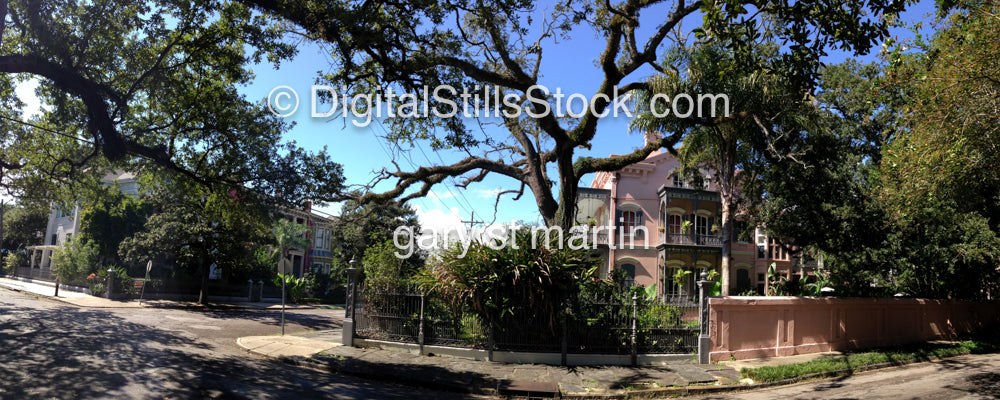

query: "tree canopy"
xmin=0 ymin=0 xmax=343 ymax=209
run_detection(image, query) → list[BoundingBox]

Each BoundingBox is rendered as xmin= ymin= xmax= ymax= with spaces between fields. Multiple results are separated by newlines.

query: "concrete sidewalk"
xmin=234 ymin=332 xmax=868 ymax=398
xmin=0 ymin=276 xmax=317 ymax=310
xmin=237 ymin=330 xmax=748 ymax=397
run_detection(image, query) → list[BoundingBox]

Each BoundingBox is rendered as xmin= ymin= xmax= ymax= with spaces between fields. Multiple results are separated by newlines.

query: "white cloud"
xmin=476 ymin=188 xmax=503 ymax=199
xmin=413 ymin=203 xmax=464 ymax=233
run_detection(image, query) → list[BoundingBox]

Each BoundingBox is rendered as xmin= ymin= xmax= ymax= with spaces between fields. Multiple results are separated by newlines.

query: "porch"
xmin=656 ymin=185 xmax=722 ymax=248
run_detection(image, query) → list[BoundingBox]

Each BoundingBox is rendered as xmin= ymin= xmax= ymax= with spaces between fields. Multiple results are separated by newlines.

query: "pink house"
xmin=577 ymin=133 xmax=796 ymax=299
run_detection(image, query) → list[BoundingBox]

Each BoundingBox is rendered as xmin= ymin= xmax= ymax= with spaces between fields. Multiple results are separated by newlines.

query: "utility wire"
xmin=0 ymin=114 xmax=94 ymax=144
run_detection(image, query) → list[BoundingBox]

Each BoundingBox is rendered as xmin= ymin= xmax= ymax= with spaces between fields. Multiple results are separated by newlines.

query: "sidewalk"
xmin=0 ymin=276 xmax=316 ymax=310
xmin=237 ymin=329 xmax=753 ymax=398
xmin=235 ymin=330 xmax=861 ymax=398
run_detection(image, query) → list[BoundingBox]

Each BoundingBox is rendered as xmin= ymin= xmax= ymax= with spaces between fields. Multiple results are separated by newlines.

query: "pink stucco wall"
xmin=708 ymin=296 xmax=1000 ymax=362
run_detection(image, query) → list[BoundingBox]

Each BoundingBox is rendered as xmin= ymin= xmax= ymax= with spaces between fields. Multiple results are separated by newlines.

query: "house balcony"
xmin=656 ymin=184 xmax=723 ymax=250
xmin=660 ymin=233 xmax=721 ymax=248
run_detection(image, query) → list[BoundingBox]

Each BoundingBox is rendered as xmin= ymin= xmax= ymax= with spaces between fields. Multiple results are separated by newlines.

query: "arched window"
xmin=736 ymin=269 xmax=751 ymax=293
xmin=619 ymin=263 xmax=636 ymax=288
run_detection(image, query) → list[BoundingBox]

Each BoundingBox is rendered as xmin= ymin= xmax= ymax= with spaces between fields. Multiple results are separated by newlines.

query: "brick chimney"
xmin=644 ymin=131 xmax=663 ymax=155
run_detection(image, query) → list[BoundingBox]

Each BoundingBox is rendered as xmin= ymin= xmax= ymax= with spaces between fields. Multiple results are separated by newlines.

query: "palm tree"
xmin=632 ymin=43 xmax=814 ymax=295
xmin=273 ymin=218 xmax=309 ymax=273
xmin=272 ymin=218 xmax=309 ymax=334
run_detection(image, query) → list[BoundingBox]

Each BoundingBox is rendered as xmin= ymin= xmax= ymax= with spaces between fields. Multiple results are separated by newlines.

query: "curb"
xmin=1 ymin=280 xmax=321 ymax=311
xmin=236 ymin=339 xmax=499 ymax=396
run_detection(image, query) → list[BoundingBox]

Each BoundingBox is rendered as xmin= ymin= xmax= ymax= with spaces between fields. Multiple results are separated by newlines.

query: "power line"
xmin=372 ymin=119 xmax=471 ymax=217
xmin=413 ymin=140 xmax=478 ymax=217
xmin=367 ymin=122 xmax=435 ymax=214
xmin=0 ymin=114 xmax=94 ymax=144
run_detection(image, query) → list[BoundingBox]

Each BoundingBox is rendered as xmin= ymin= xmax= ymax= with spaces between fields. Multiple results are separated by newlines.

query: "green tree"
xmin=748 ymin=60 xmax=900 ymax=296
xmin=875 ymin=1 xmax=1000 ymax=298
xmin=272 ymin=218 xmax=309 ymax=304
xmin=244 ymin=0 xmax=910 ymax=229
xmin=119 ymin=179 xmax=270 ymax=304
xmin=78 ymin=184 xmax=151 ymax=265
xmin=362 ymin=239 xmax=415 ymax=290
xmin=1 ymin=202 xmax=47 ymax=256
xmin=420 ymin=229 xmax=598 ymax=335
xmin=331 ymin=199 xmax=421 ymax=276
xmin=0 ymin=0 xmax=342 ymax=210
xmin=272 ymin=218 xmax=309 ymax=273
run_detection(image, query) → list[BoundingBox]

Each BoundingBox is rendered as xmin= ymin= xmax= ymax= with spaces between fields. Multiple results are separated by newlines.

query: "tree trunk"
xmin=720 ymin=199 xmax=734 ymax=296
xmin=717 ymin=134 xmax=738 ymax=296
xmin=198 ymin=258 xmax=209 ymax=304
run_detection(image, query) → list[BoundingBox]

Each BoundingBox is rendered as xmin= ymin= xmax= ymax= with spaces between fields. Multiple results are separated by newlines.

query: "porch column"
xmin=691 ymin=198 xmax=700 ymax=243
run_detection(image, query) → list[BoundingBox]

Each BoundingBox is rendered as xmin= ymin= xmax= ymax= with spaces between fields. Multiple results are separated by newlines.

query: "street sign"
xmin=146 ymin=260 xmax=153 ymax=274
xmin=278 ymin=259 xmax=293 ymax=275
xmin=133 ymin=279 xmax=144 ymax=289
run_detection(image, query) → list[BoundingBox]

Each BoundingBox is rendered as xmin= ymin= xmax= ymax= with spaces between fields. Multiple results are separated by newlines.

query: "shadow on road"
xmin=0 ymin=296 xmax=452 ymax=399
xmin=194 ymin=308 xmax=343 ymax=332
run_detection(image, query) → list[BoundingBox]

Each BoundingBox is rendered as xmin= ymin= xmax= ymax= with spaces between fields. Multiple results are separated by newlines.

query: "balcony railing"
xmin=660 ymin=233 xmax=722 ymax=247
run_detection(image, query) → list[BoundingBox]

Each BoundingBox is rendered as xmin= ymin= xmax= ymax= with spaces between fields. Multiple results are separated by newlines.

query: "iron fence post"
xmin=418 ymin=291 xmax=426 ymax=355
xmin=697 ymin=271 xmax=710 ymax=364
xmin=247 ymin=279 xmax=253 ymax=301
xmin=106 ymin=268 xmax=114 ymax=299
xmin=342 ymin=257 xmax=359 ymax=347
xmin=631 ymin=294 xmax=638 ymax=366
xmin=488 ymin=322 xmax=495 ymax=362
xmin=561 ymin=305 xmax=568 ymax=367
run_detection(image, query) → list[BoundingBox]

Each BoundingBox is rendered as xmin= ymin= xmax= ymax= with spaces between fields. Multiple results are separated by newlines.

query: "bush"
xmin=420 ymin=228 xmax=599 ymax=332
xmin=638 ymin=303 xmax=683 ymax=328
xmin=50 ymin=236 xmax=99 ymax=285
xmin=274 ymin=273 xmax=306 ymax=303
xmin=86 ymin=273 xmax=105 ymax=297
xmin=96 ymin=265 xmax=133 ymax=298
xmin=363 ymin=240 xmax=415 ymax=290
xmin=301 ymin=272 xmax=331 ymax=298
xmin=4 ymin=252 xmax=25 ymax=276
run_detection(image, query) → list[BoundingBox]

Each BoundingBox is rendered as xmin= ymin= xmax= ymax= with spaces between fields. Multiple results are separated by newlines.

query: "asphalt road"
xmin=694 ymin=353 xmax=1000 ymax=400
xmin=0 ymin=287 xmax=479 ymax=399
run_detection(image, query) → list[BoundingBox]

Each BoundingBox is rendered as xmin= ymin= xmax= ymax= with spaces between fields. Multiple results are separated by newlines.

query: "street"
xmin=695 ymin=353 xmax=1000 ymax=400
xmin=0 ymin=287 xmax=476 ymax=399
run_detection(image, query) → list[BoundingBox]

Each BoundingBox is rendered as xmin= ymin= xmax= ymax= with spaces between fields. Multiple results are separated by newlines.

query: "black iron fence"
xmin=354 ymin=283 xmax=699 ymax=356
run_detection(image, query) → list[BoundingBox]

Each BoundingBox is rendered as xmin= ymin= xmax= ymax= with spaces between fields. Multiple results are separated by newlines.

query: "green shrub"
xmin=50 ymin=236 xmax=99 ymax=284
xmin=301 ymin=272 xmax=330 ymax=298
xmin=4 ymin=252 xmax=25 ymax=275
xmin=274 ymin=273 xmax=306 ymax=303
xmin=86 ymin=273 xmax=105 ymax=297
xmin=420 ymin=228 xmax=598 ymax=333
xmin=638 ymin=303 xmax=683 ymax=328
xmin=96 ymin=265 xmax=133 ymax=297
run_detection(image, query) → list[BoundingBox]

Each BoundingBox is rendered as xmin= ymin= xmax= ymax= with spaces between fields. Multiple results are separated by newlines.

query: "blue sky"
xmin=8 ymin=0 xmax=938 ymax=231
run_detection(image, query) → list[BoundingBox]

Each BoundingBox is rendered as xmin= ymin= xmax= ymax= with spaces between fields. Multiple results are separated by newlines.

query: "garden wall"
xmin=708 ymin=296 xmax=1000 ymax=362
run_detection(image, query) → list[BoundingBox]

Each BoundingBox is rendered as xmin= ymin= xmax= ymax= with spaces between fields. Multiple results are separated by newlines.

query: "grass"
xmin=741 ymin=339 xmax=1000 ymax=383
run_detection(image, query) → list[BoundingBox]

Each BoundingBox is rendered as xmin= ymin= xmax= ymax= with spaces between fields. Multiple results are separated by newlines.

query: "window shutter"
xmin=615 ymin=209 xmax=623 ymax=228
xmin=636 ymin=210 xmax=644 ymax=225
